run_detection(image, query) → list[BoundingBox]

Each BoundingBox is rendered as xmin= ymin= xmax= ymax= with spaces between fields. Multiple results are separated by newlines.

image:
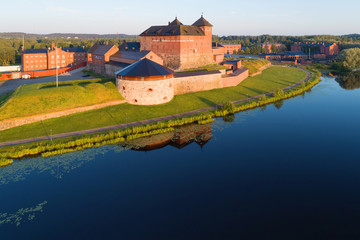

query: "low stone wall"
xmin=172 ymin=68 xmax=249 ymax=95
xmin=173 ymin=71 xmax=223 ymax=95
xmin=222 ymin=68 xmax=249 ymax=88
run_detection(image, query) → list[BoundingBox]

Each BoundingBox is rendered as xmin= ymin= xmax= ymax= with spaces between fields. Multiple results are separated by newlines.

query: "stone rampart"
xmin=117 ymin=78 xmax=174 ymax=105
xmin=173 ymin=71 xmax=223 ymax=95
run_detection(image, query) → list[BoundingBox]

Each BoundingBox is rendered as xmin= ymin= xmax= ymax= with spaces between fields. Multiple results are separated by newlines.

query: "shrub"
xmin=222 ymin=101 xmax=235 ymax=114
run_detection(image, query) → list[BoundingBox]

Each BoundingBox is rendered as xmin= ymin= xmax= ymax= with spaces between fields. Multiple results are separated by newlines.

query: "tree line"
xmin=0 ymin=38 xmax=139 ymax=66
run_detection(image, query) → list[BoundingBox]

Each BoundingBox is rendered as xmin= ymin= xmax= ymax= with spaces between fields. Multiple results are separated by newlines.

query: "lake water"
xmin=1 ymin=76 xmax=360 ymax=239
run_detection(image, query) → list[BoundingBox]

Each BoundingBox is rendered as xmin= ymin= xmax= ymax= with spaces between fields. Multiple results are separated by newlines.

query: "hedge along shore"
xmin=0 ymin=69 xmax=320 ymax=167
xmin=0 ymin=67 xmax=317 ymax=148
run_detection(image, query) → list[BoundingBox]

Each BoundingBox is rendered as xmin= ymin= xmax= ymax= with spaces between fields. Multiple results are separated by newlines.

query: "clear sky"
xmin=2 ymin=0 xmax=359 ymax=36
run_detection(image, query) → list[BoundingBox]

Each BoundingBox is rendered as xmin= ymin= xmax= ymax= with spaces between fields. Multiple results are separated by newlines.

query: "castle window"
xmin=148 ymin=88 xmax=153 ymax=92
xmin=133 ymin=99 xmax=138 ymax=103
xmin=122 ymin=86 xmax=125 ymax=90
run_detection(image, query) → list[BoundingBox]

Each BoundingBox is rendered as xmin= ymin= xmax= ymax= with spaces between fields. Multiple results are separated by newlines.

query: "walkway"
xmin=0 ymin=68 xmax=312 ymax=147
xmin=0 ymin=67 xmax=94 ymax=95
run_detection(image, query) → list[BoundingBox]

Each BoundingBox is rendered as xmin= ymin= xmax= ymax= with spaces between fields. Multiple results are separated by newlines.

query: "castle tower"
xmin=192 ymin=15 xmax=213 ymax=46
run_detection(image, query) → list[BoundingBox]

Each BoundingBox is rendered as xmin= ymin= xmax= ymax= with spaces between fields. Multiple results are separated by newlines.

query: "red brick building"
xmin=259 ymin=43 xmax=286 ymax=53
xmin=22 ymin=42 xmax=86 ymax=71
xmin=291 ymin=42 xmax=341 ymax=57
xmin=86 ymin=44 xmax=119 ymax=74
xmin=212 ymin=43 xmax=225 ymax=64
xmin=221 ymin=43 xmax=242 ymax=54
xmin=140 ymin=16 xmax=214 ymax=70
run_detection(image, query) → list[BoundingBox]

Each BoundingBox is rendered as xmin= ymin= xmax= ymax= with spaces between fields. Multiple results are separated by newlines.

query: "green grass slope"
xmin=0 ymin=67 xmax=306 ymax=143
xmin=241 ymin=59 xmax=270 ymax=75
xmin=0 ymin=79 xmax=124 ymax=121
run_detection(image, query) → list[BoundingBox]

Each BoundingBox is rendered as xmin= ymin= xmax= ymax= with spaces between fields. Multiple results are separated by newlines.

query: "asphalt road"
xmin=0 ymin=67 xmax=95 ymax=95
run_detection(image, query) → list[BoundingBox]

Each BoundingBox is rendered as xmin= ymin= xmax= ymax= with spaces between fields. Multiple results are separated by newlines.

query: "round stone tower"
xmin=116 ymin=58 xmax=174 ymax=105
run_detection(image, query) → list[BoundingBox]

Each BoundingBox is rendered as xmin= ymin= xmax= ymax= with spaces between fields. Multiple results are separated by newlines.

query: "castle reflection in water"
xmin=122 ymin=123 xmax=213 ymax=151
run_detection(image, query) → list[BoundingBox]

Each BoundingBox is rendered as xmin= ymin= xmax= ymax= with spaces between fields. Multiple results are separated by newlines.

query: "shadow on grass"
xmin=241 ymin=86 xmax=266 ymax=95
xmin=197 ymin=97 xmax=218 ymax=107
xmin=39 ymin=84 xmax=74 ymax=89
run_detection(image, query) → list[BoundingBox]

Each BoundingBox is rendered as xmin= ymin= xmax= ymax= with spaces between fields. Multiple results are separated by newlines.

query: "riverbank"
xmin=0 ymin=68 xmax=320 ymax=167
xmin=0 ymin=67 xmax=307 ymax=144
xmin=0 ymin=67 xmax=318 ymax=150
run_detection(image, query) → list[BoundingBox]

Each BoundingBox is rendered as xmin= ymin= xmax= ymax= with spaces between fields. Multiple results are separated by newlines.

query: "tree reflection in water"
xmin=336 ymin=72 xmax=360 ymax=90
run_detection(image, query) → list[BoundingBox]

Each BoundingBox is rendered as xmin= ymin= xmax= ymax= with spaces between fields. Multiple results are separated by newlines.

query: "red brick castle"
xmin=140 ymin=16 xmax=214 ymax=70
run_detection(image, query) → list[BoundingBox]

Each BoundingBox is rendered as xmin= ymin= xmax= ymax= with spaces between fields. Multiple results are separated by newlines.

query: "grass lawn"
xmin=0 ymin=79 xmax=124 ymax=121
xmin=0 ymin=91 xmax=13 ymax=107
xmin=241 ymin=59 xmax=270 ymax=75
xmin=0 ymin=67 xmax=306 ymax=143
xmin=178 ymin=64 xmax=228 ymax=73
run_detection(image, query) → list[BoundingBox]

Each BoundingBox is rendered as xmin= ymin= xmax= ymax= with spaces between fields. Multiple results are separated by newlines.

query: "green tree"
xmin=271 ymin=44 xmax=279 ymax=53
xmin=337 ymin=48 xmax=360 ymax=70
xmin=244 ymin=47 xmax=251 ymax=54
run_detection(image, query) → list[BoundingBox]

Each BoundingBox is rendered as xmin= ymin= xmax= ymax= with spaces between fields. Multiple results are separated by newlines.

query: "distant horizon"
xmin=1 ymin=31 xmax=359 ymax=38
xmin=1 ymin=0 xmax=359 ymax=36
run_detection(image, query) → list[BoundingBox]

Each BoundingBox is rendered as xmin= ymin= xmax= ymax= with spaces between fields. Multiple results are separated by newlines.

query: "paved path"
xmin=0 ymin=67 xmax=94 ymax=95
xmin=0 ymin=68 xmax=312 ymax=148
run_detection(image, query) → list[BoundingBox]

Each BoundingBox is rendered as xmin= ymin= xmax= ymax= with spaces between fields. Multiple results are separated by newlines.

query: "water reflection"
xmin=0 ymin=123 xmax=214 ymax=184
xmin=0 ymin=201 xmax=47 ymax=227
xmin=336 ymin=71 xmax=360 ymax=90
xmin=123 ymin=123 xmax=213 ymax=151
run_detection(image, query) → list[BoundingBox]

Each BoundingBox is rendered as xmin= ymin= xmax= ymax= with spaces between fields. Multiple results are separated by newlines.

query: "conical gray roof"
xmin=169 ymin=18 xmax=183 ymax=26
xmin=192 ymin=16 xmax=213 ymax=27
xmin=116 ymin=58 xmax=174 ymax=77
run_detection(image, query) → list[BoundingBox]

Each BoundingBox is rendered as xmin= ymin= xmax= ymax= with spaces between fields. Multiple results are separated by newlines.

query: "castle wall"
xmin=117 ymin=78 xmax=174 ymax=105
xmin=105 ymin=64 xmax=125 ymax=77
xmin=140 ymin=27 xmax=214 ymax=70
xmin=173 ymin=71 xmax=223 ymax=95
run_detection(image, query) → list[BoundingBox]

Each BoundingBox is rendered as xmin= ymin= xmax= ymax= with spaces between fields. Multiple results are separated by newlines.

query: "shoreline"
xmin=0 ymin=67 xmax=315 ymax=148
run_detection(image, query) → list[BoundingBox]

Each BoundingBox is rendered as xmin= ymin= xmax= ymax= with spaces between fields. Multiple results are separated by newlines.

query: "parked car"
xmin=22 ymin=74 xmax=31 ymax=79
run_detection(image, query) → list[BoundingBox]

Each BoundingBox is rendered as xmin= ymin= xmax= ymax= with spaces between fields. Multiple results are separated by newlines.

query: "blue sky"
xmin=2 ymin=0 xmax=359 ymax=36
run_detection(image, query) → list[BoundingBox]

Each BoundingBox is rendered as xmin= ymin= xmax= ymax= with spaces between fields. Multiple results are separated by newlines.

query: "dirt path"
xmin=0 ymin=68 xmax=312 ymax=148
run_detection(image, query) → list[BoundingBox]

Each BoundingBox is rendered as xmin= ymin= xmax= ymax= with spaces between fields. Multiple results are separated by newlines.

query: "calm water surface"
xmin=0 ymin=77 xmax=360 ymax=240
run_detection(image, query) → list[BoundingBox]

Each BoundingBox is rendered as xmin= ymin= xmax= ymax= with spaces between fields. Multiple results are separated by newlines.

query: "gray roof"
xmin=119 ymin=42 xmax=141 ymax=52
xmin=192 ymin=16 xmax=213 ymax=27
xmin=169 ymin=18 xmax=183 ymax=26
xmin=23 ymin=49 xmax=48 ymax=54
xmin=120 ymin=50 xmax=150 ymax=60
xmin=284 ymin=51 xmax=307 ymax=56
xmin=63 ymin=47 xmax=85 ymax=53
xmin=116 ymin=58 xmax=173 ymax=77
xmin=23 ymin=47 xmax=85 ymax=54
xmin=88 ymin=44 xmax=116 ymax=55
xmin=141 ymin=25 xmax=205 ymax=36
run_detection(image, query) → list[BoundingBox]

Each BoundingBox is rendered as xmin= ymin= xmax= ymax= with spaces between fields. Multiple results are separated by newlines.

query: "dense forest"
xmin=0 ymin=33 xmax=359 ymax=66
